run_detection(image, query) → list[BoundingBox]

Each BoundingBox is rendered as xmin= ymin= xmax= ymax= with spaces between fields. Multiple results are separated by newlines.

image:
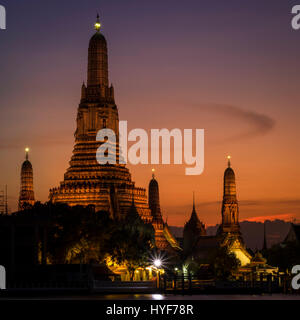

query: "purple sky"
xmin=0 ymin=0 xmax=300 ymax=226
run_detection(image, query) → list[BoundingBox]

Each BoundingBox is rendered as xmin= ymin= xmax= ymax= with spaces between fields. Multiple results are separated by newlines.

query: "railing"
xmin=159 ymin=274 xmax=294 ymax=294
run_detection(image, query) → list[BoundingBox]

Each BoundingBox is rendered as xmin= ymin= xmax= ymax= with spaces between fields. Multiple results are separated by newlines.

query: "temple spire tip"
xmin=25 ymin=147 xmax=29 ymax=160
xmin=94 ymin=13 xmax=101 ymax=32
xmin=152 ymin=168 xmax=155 ymax=179
xmin=227 ymin=155 xmax=231 ymax=167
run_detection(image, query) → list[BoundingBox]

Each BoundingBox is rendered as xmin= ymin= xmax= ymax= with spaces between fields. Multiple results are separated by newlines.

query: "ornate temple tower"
xmin=148 ymin=170 xmax=181 ymax=252
xmin=149 ymin=170 xmax=167 ymax=248
xmin=49 ymin=16 xmax=151 ymax=221
xmin=183 ymin=193 xmax=206 ymax=254
xmin=18 ymin=148 xmax=35 ymax=210
xmin=218 ymin=156 xmax=240 ymax=235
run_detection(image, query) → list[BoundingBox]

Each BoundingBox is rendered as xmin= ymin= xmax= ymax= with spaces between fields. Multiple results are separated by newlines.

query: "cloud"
xmin=239 ymin=198 xmax=300 ymax=207
xmin=241 ymin=213 xmax=296 ymax=223
xmin=203 ymin=104 xmax=275 ymax=141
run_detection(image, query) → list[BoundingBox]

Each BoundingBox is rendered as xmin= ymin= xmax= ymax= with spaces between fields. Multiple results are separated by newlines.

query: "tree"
xmin=105 ymin=203 xmax=155 ymax=280
xmin=210 ymin=246 xmax=241 ymax=280
xmin=16 ymin=202 xmax=114 ymax=264
xmin=265 ymin=242 xmax=300 ymax=271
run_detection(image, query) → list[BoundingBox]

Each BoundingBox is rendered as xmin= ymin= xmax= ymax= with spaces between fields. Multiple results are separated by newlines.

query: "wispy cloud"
xmin=242 ymin=213 xmax=296 ymax=223
xmin=201 ymin=103 xmax=275 ymax=141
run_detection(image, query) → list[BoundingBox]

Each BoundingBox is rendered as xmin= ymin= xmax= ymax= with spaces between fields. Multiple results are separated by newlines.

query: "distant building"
xmin=18 ymin=148 xmax=35 ymax=211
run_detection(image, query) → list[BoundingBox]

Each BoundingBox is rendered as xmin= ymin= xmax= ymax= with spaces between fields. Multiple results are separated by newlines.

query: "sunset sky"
xmin=0 ymin=0 xmax=300 ymax=226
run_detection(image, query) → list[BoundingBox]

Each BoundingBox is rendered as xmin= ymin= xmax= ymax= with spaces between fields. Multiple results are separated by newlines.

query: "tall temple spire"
xmin=49 ymin=17 xmax=179 ymax=254
xmin=148 ymin=170 xmax=178 ymax=251
xmin=148 ymin=170 xmax=163 ymax=222
xmin=87 ymin=13 xmax=109 ymax=88
xmin=218 ymin=156 xmax=240 ymax=235
xmin=18 ymin=148 xmax=35 ymax=211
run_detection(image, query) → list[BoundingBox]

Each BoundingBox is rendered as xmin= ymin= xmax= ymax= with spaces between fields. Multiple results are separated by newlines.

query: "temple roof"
xmin=184 ymin=195 xmax=206 ymax=236
xmin=251 ymin=251 xmax=267 ymax=264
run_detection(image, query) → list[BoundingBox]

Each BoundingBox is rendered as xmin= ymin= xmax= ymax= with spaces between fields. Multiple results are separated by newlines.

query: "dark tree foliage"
xmin=211 ymin=246 xmax=241 ymax=280
xmin=14 ymin=202 xmax=114 ymax=264
xmin=265 ymin=242 xmax=300 ymax=272
xmin=104 ymin=204 xmax=155 ymax=280
xmin=12 ymin=202 xmax=155 ymax=271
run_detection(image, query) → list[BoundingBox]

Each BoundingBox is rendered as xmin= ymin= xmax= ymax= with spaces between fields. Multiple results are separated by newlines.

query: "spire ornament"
xmin=94 ymin=13 xmax=101 ymax=32
xmin=25 ymin=147 xmax=29 ymax=161
xmin=152 ymin=168 xmax=155 ymax=179
xmin=227 ymin=155 xmax=231 ymax=167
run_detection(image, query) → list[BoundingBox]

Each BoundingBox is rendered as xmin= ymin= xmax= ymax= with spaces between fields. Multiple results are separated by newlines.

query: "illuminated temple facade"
xmin=49 ymin=17 xmax=179 ymax=252
xmin=185 ymin=157 xmax=252 ymax=266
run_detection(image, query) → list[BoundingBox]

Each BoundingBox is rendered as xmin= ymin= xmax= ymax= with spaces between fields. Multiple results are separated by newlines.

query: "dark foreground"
xmin=0 ymin=292 xmax=300 ymax=300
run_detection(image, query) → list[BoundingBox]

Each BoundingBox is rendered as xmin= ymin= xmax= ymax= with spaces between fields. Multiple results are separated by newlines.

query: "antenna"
xmin=0 ymin=189 xmax=4 ymax=215
xmin=5 ymin=185 xmax=8 ymax=215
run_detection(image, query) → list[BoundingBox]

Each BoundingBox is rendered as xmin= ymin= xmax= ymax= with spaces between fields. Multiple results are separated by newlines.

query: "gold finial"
xmin=152 ymin=168 xmax=155 ymax=179
xmin=227 ymin=155 xmax=231 ymax=167
xmin=25 ymin=147 xmax=29 ymax=160
xmin=94 ymin=13 xmax=101 ymax=32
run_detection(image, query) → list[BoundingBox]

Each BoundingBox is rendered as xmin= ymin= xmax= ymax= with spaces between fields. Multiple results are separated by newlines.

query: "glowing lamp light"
xmin=25 ymin=148 xmax=29 ymax=152
xmin=154 ymin=259 xmax=162 ymax=268
xmin=227 ymin=155 xmax=231 ymax=159
xmin=95 ymin=22 xmax=101 ymax=30
xmin=152 ymin=294 xmax=164 ymax=300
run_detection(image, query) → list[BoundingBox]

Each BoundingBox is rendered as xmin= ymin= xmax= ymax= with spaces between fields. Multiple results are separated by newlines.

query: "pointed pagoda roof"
xmin=184 ymin=193 xmax=206 ymax=235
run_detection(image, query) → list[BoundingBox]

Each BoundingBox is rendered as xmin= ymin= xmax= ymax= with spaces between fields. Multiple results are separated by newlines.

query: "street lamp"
xmin=154 ymin=259 xmax=162 ymax=268
xmin=153 ymin=259 xmax=162 ymax=289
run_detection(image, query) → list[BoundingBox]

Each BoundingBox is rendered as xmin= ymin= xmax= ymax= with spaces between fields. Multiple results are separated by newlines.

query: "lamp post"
xmin=154 ymin=259 xmax=162 ymax=289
